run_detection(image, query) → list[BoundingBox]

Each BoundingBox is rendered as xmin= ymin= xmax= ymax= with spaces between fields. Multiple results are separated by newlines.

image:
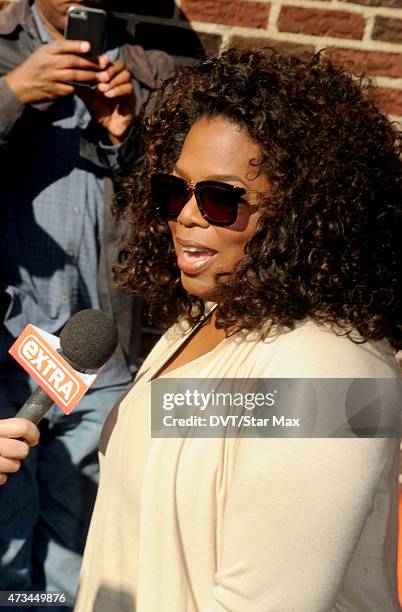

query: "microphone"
xmin=15 ymin=309 xmax=118 ymax=425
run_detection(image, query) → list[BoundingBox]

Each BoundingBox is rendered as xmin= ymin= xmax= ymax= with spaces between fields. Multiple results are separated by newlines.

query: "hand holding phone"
xmin=5 ymin=39 xmax=100 ymax=104
xmin=64 ymin=5 xmax=136 ymax=143
xmin=64 ymin=5 xmax=107 ymax=88
xmin=77 ymin=59 xmax=136 ymax=144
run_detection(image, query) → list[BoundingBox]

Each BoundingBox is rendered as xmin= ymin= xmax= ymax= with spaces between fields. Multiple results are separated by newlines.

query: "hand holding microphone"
xmin=0 ymin=418 xmax=40 ymax=485
xmin=1 ymin=309 xmax=119 ymax=484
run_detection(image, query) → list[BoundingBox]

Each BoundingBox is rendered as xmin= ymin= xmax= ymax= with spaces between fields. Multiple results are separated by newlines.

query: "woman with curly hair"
xmin=75 ymin=48 xmax=401 ymax=612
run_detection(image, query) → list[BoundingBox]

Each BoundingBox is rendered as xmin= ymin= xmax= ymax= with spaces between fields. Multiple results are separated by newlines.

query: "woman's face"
xmin=168 ymin=116 xmax=269 ymax=301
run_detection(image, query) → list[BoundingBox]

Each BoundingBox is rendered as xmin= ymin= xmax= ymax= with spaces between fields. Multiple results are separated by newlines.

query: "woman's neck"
xmin=155 ymin=310 xmax=226 ymax=378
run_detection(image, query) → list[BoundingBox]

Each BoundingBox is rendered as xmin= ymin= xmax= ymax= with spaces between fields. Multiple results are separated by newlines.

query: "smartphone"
xmin=65 ymin=5 xmax=107 ymax=56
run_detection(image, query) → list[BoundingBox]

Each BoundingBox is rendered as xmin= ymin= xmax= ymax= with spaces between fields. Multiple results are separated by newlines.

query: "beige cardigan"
xmin=75 ymin=319 xmax=401 ymax=612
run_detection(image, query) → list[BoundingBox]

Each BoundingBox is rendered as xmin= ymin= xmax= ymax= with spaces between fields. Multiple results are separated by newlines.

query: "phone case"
xmin=65 ymin=6 xmax=107 ymax=56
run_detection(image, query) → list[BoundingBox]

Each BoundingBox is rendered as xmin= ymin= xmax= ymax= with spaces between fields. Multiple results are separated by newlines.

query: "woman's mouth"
xmin=176 ymin=243 xmax=218 ymax=274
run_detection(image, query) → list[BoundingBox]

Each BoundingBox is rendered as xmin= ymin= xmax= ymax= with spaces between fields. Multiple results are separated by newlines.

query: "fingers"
xmin=48 ymin=40 xmax=91 ymax=55
xmin=48 ymin=42 xmax=102 ymax=84
xmin=54 ymin=83 xmax=76 ymax=97
xmin=97 ymin=62 xmax=134 ymax=99
xmin=0 ymin=456 xmax=21 ymax=474
xmin=97 ymin=53 xmax=111 ymax=71
xmin=0 ymin=418 xmax=40 ymax=447
xmin=98 ymin=74 xmax=134 ymax=99
xmin=59 ymin=54 xmax=101 ymax=71
xmin=96 ymin=59 xmax=129 ymax=85
xmin=0 ymin=437 xmax=31 ymax=460
xmin=55 ymin=68 xmax=99 ymax=85
xmin=0 ymin=456 xmax=22 ymax=486
xmin=0 ymin=418 xmax=39 ymax=486
xmin=104 ymin=82 xmax=134 ymax=99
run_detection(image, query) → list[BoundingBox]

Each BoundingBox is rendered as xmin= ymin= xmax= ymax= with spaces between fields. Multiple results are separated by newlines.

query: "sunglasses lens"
xmin=151 ymin=175 xmax=242 ymax=226
xmin=198 ymin=183 xmax=238 ymax=225
xmin=151 ymin=175 xmax=188 ymax=220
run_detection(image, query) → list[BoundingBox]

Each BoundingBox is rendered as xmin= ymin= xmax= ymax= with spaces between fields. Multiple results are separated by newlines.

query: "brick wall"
xmin=118 ymin=0 xmax=402 ymax=120
xmin=1 ymin=0 xmax=401 ymax=119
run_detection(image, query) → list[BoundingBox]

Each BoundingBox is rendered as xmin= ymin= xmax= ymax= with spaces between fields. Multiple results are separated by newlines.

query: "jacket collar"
xmin=0 ymin=0 xmax=38 ymax=38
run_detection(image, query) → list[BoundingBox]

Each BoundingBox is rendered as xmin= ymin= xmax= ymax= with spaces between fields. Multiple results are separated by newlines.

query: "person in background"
xmin=75 ymin=48 xmax=401 ymax=611
xmin=0 ymin=0 xmax=173 ymax=608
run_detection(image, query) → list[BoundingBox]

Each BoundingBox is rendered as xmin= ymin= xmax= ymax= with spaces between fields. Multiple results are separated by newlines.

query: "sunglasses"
xmin=151 ymin=173 xmax=269 ymax=227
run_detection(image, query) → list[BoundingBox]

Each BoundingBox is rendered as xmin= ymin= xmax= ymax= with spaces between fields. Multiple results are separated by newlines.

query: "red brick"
xmin=181 ymin=0 xmax=270 ymax=29
xmin=229 ymin=35 xmax=315 ymax=55
xmin=278 ymin=6 xmax=365 ymax=40
xmin=327 ymin=47 xmax=402 ymax=78
xmin=373 ymin=16 xmax=402 ymax=44
xmin=373 ymin=87 xmax=402 ymax=116
xmin=341 ymin=0 xmax=402 ymax=6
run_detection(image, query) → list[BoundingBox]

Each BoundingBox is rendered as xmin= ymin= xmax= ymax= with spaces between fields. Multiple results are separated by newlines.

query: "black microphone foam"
xmin=15 ymin=309 xmax=119 ymax=424
xmin=59 ymin=309 xmax=118 ymax=371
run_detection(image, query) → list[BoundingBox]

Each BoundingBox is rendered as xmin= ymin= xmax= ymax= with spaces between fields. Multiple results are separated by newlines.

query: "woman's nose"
xmin=177 ymin=190 xmax=209 ymax=228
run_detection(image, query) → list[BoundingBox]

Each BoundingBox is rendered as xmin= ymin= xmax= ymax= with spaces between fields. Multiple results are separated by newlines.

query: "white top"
xmin=75 ymin=318 xmax=401 ymax=612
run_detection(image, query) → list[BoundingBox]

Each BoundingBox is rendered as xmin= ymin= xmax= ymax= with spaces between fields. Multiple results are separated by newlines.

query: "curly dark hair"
xmin=115 ymin=48 xmax=401 ymax=350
